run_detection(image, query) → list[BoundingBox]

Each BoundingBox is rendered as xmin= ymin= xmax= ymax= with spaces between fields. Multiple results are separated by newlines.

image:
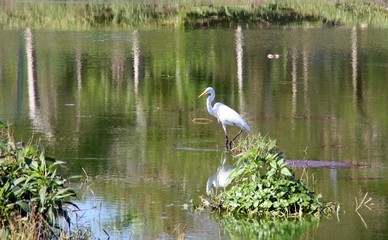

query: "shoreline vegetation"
xmin=0 ymin=0 xmax=387 ymax=29
xmin=0 ymin=122 xmax=90 ymax=239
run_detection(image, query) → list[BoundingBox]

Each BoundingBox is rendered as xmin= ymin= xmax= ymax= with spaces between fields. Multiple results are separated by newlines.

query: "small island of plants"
xmin=203 ymin=135 xmax=337 ymax=218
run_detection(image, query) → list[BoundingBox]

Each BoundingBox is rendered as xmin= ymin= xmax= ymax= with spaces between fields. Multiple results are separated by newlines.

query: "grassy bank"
xmin=0 ymin=0 xmax=387 ymax=29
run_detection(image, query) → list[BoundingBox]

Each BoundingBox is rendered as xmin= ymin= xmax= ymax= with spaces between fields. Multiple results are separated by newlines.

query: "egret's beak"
xmin=197 ymin=91 xmax=206 ymax=99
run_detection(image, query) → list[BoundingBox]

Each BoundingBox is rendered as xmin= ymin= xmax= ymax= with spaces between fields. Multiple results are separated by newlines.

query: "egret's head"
xmin=197 ymin=87 xmax=214 ymax=98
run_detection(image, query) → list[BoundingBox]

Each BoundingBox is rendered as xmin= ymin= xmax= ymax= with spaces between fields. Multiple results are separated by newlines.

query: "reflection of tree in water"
xmin=25 ymin=27 xmax=55 ymax=140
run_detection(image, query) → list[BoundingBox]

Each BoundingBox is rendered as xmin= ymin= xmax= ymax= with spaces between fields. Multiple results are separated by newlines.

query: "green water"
xmin=0 ymin=26 xmax=387 ymax=239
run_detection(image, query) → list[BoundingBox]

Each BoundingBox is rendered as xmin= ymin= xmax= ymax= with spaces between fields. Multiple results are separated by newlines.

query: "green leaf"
xmin=7 ymin=141 xmax=16 ymax=150
xmin=280 ymin=167 xmax=292 ymax=177
xmin=266 ymin=168 xmax=276 ymax=177
xmin=55 ymin=193 xmax=77 ymax=200
xmin=260 ymin=200 xmax=272 ymax=209
xmin=276 ymin=158 xmax=284 ymax=165
xmin=269 ymin=160 xmax=277 ymax=169
xmin=54 ymin=188 xmax=77 ymax=200
xmin=50 ymin=169 xmax=57 ymax=180
xmin=25 ymin=172 xmax=40 ymax=183
xmin=47 ymin=207 xmax=55 ymax=225
xmin=13 ymin=177 xmax=26 ymax=186
xmin=16 ymin=200 xmax=30 ymax=213
xmin=30 ymin=160 xmax=39 ymax=171
xmin=39 ymin=157 xmax=46 ymax=173
xmin=39 ymin=186 xmax=47 ymax=208
xmin=54 ymin=178 xmax=66 ymax=186
xmin=50 ymin=160 xmax=66 ymax=167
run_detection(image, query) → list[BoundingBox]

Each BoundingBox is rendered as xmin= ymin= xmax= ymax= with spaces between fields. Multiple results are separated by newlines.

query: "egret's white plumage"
xmin=198 ymin=87 xmax=250 ymax=149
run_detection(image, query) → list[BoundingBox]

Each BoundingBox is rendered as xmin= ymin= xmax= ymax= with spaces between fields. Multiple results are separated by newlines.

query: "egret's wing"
xmin=214 ymin=103 xmax=250 ymax=131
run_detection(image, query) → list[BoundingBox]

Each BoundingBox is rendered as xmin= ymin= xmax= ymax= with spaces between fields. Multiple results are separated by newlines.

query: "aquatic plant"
xmin=0 ymin=124 xmax=87 ymax=238
xmin=204 ymin=135 xmax=336 ymax=218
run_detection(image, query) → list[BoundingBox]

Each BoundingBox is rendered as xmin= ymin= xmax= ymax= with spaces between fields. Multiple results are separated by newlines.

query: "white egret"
xmin=198 ymin=87 xmax=250 ymax=149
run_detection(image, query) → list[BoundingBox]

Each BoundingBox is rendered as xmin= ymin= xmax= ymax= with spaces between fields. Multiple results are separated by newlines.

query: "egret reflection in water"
xmin=206 ymin=155 xmax=235 ymax=196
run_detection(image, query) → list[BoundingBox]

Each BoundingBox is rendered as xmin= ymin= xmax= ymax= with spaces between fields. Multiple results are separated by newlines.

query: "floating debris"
xmin=267 ymin=53 xmax=280 ymax=59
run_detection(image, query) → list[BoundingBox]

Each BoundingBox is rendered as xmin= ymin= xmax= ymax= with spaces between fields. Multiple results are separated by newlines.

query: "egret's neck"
xmin=206 ymin=95 xmax=217 ymax=118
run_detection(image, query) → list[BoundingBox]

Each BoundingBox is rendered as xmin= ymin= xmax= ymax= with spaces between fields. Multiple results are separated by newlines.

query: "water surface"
xmin=0 ymin=26 xmax=387 ymax=239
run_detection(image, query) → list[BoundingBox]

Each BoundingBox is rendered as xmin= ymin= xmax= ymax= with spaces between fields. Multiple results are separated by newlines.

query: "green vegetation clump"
xmin=205 ymin=135 xmax=336 ymax=218
xmin=0 ymin=124 xmax=89 ymax=239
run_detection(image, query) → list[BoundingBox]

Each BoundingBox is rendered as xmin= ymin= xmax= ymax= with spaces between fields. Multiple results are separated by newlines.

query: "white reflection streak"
xmin=235 ymin=26 xmax=246 ymax=114
xmin=291 ymin=48 xmax=297 ymax=125
xmin=133 ymin=30 xmax=140 ymax=95
xmin=132 ymin=30 xmax=145 ymax=129
xmin=76 ymin=50 xmax=82 ymax=93
xmin=75 ymin=49 xmax=82 ymax=135
xmin=236 ymin=26 xmax=244 ymax=92
xmin=351 ymin=27 xmax=358 ymax=105
xmin=175 ymin=31 xmax=183 ymax=102
xmin=131 ymin=30 xmax=146 ymax=159
xmin=111 ymin=47 xmax=125 ymax=84
xmin=26 ymin=28 xmax=37 ymax=120
xmin=25 ymin=28 xmax=53 ymax=139
xmin=303 ymin=49 xmax=310 ymax=117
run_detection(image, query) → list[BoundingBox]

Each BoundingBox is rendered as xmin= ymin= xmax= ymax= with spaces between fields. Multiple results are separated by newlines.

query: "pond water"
xmin=0 ymin=25 xmax=388 ymax=239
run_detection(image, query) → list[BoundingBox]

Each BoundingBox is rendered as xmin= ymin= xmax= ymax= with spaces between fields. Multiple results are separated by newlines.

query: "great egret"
xmin=198 ymin=87 xmax=250 ymax=149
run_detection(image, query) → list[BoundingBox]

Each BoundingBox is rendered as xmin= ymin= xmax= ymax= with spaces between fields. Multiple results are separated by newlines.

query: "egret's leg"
xmin=229 ymin=140 xmax=233 ymax=149
xmin=230 ymin=129 xmax=243 ymax=148
xmin=222 ymin=124 xmax=230 ymax=150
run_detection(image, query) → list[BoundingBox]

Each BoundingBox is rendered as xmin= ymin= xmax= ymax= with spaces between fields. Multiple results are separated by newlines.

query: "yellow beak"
xmin=197 ymin=91 xmax=206 ymax=99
